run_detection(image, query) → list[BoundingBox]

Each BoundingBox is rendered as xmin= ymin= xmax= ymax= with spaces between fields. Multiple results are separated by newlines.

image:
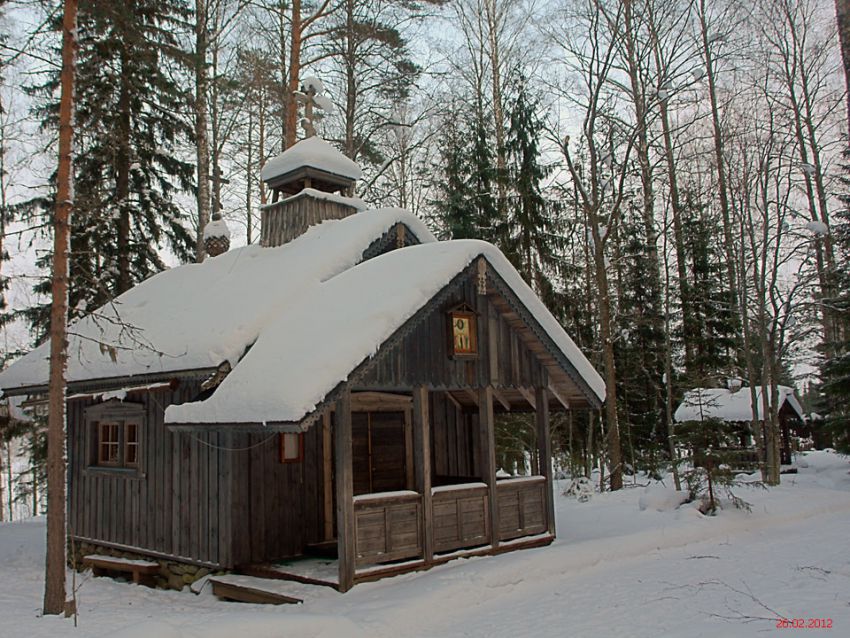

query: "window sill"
xmin=84 ymin=466 xmax=146 ymax=480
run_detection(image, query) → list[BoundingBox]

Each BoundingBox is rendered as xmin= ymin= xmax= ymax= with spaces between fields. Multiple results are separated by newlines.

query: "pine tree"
xmin=17 ymin=0 xmax=195 ymax=342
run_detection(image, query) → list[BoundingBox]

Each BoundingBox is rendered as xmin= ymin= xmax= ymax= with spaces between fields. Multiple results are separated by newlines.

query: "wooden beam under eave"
xmin=548 ymin=383 xmax=572 ymax=411
xmin=335 ymin=390 xmax=354 ymax=592
xmin=535 ymin=387 xmax=556 ymax=537
xmin=492 ymin=388 xmax=511 ymax=411
xmin=463 ymin=388 xmax=479 ymax=406
xmin=479 ymin=386 xmax=499 ymax=549
xmin=517 ymin=387 xmax=536 ymax=408
xmin=444 ymin=390 xmax=464 ymax=412
xmin=413 ymin=386 xmax=434 ymax=564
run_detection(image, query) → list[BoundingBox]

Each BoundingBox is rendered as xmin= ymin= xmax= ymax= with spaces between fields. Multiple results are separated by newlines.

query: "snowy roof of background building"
xmin=0 ymin=209 xmax=434 ymax=394
xmin=674 ymin=386 xmax=804 ymax=423
xmin=165 ymin=240 xmax=606 ymax=426
xmin=260 ymin=137 xmax=362 ymax=183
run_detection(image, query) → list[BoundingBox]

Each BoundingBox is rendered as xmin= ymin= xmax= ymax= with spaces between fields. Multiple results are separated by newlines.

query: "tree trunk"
xmin=835 ymin=0 xmax=850 ymax=141
xmin=195 ymin=0 xmax=211 ymax=262
xmin=344 ymin=0 xmax=357 ymax=159
xmin=649 ymin=13 xmax=695 ymax=376
xmin=698 ymin=0 xmax=740 ymax=350
xmin=259 ymin=88 xmax=267 ymax=206
xmin=285 ymin=0 xmax=302 ymax=149
xmin=44 ymin=0 xmax=77 ymax=616
xmin=116 ymin=47 xmax=132 ymax=294
xmin=210 ymin=39 xmax=222 ymax=216
xmin=0 ymin=439 xmax=5 ymax=522
xmin=484 ymin=0 xmax=508 ymax=215
xmin=593 ymin=233 xmax=623 ymax=490
xmin=5 ymin=443 xmax=12 ymax=521
xmin=246 ymin=109 xmax=254 ymax=245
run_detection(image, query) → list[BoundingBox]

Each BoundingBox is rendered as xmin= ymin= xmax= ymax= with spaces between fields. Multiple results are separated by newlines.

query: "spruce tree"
xmin=681 ymin=188 xmax=737 ymax=382
xmin=433 ymin=100 xmax=499 ymax=243
xmin=503 ymin=75 xmax=562 ymax=290
xmin=17 ymin=0 xmax=195 ymax=342
xmin=819 ymin=162 xmax=850 ymax=451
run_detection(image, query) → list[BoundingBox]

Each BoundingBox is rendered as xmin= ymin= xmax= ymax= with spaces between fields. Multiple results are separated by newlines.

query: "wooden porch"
xmin=333 ymin=385 xmax=555 ymax=592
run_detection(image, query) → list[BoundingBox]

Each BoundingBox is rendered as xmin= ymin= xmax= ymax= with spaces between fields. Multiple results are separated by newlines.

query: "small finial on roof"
xmin=295 ymin=76 xmax=334 ymax=139
xmin=203 ymin=212 xmax=231 ymax=257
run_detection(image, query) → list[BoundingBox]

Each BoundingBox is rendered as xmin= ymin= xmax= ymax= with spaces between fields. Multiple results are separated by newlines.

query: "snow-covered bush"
xmin=563 ymin=476 xmax=594 ymax=502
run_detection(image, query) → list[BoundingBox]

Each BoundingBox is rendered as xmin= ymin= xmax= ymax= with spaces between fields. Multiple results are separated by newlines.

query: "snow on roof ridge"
xmin=260 ymin=188 xmax=367 ymax=211
xmin=260 ymin=136 xmax=363 ymax=183
xmin=0 ymin=208 xmax=435 ymax=395
xmin=165 ymin=239 xmax=605 ymax=426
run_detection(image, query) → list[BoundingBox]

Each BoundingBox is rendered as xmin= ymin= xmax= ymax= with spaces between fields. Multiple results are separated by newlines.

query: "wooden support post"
xmin=335 ymin=390 xmax=354 ymax=592
xmin=413 ymin=386 xmax=433 ymax=563
xmin=479 ymin=386 xmax=499 ymax=549
xmin=535 ymin=387 xmax=556 ymax=537
xmin=322 ymin=411 xmax=333 ymax=542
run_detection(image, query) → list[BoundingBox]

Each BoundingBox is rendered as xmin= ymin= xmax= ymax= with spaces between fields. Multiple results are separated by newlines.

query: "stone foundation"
xmin=69 ymin=541 xmax=224 ymax=591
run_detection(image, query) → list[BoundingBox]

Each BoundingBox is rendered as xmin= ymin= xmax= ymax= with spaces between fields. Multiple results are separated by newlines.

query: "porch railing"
xmin=353 ymin=491 xmax=422 ymax=567
xmin=353 ymin=476 xmax=549 ymax=569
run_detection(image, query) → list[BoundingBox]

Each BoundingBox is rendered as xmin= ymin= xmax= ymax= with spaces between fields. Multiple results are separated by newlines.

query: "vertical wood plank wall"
xmin=67 ymin=381 xmax=235 ymax=567
xmin=68 ymin=380 xmax=327 ymax=568
xmin=228 ymin=424 xmax=326 ymax=567
xmin=357 ymin=278 xmax=548 ymax=393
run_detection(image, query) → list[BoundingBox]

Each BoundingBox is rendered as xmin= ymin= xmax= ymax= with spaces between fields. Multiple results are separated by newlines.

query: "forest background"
xmin=0 ymin=0 xmax=848 ymax=517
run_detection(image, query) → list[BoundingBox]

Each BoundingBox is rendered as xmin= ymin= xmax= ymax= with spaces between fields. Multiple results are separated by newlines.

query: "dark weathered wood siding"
xmin=67 ymin=381 xmax=234 ymax=567
xmin=430 ymin=393 xmax=478 ymax=480
xmin=228 ymin=424 xmax=326 ymax=566
xmin=261 ymin=196 xmax=357 ymax=247
xmin=68 ymin=380 xmax=328 ymax=568
xmin=357 ymin=277 xmax=548 ymax=393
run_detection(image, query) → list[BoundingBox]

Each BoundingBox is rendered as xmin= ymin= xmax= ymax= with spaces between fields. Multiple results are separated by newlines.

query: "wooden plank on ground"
xmin=209 ymin=576 xmax=302 ymax=605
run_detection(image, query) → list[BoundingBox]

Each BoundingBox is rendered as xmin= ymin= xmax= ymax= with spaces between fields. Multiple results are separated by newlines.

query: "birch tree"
xmin=549 ymin=0 xmax=632 ymax=489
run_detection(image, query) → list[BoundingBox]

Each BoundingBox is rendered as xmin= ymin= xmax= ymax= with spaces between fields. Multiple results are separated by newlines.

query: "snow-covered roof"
xmin=165 ymin=240 xmax=606 ymax=426
xmin=674 ymin=386 xmax=805 ymax=423
xmin=261 ymin=137 xmax=362 ymax=183
xmin=0 ymin=209 xmax=435 ymax=394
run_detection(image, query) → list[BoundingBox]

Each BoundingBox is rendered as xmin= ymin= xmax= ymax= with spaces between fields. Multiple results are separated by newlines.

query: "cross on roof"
xmin=295 ymin=77 xmax=332 ymax=139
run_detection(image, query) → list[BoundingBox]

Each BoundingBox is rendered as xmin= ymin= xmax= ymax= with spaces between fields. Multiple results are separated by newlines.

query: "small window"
xmin=98 ymin=422 xmax=120 ymax=466
xmin=87 ymin=402 xmax=145 ymax=472
xmin=280 ymin=432 xmax=304 ymax=463
xmin=125 ymin=423 xmax=139 ymax=467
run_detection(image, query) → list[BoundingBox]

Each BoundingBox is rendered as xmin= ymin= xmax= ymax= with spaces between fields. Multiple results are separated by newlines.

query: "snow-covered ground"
xmin=1 ymin=450 xmax=848 ymax=637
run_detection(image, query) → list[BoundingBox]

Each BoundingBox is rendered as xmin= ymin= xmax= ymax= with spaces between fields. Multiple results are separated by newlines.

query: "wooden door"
xmin=351 ymin=411 xmax=407 ymax=495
